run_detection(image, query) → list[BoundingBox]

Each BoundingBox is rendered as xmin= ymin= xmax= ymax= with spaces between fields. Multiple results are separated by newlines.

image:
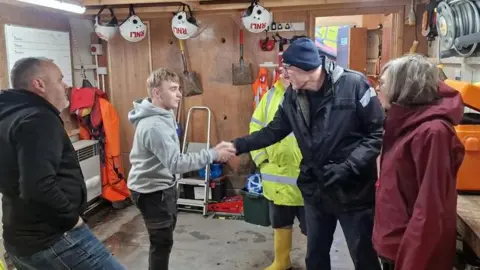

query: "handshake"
xmin=212 ymin=141 xmax=237 ymax=163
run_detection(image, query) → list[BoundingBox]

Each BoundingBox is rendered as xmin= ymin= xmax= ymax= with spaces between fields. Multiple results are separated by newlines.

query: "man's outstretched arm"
xmin=233 ymin=103 xmax=292 ymax=155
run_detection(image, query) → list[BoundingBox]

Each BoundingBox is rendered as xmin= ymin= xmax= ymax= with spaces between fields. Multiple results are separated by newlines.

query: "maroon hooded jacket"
xmin=373 ymin=82 xmax=465 ymax=270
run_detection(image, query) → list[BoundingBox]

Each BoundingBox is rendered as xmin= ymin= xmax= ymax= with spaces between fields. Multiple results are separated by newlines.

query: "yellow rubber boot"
xmin=265 ymin=228 xmax=293 ymax=270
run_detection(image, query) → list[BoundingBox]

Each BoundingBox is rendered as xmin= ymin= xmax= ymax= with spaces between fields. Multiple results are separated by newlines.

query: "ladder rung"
xmin=178 ymin=198 xmax=204 ymax=207
xmin=178 ymin=178 xmax=205 ymax=187
xmin=178 ymin=206 xmax=203 ymax=213
xmin=177 ymin=178 xmax=206 ymax=186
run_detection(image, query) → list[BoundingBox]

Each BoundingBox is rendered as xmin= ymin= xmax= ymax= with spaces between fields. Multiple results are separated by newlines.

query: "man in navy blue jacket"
xmin=232 ymin=37 xmax=384 ymax=270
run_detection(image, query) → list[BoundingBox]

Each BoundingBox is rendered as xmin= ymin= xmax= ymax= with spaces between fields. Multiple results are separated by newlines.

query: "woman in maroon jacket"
xmin=373 ymin=54 xmax=465 ymax=270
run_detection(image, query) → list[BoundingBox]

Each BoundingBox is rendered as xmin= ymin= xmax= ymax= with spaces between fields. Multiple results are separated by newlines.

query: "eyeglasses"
xmin=281 ymin=63 xmax=291 ymax=78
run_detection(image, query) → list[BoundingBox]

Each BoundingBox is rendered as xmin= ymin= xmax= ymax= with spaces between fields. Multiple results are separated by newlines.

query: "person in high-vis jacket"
xmin=250 ymin=75 xmax=306 ymax=270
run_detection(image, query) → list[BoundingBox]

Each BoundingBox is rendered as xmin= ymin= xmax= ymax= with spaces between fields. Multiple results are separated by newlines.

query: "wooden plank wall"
xmin=104 ymin=10 xmax=427 ymax=180
xmin=0 ymin=3 xmax=427 ymax=188
xmin=106 ymin=11 xmax=309 ymax=177
xmin=0 ymin=2 xmax=78 ymax=132
xmin=362 ymin=14 xmax=384 ymax=29
xmin=402 ymin=3 xmax=428 ymax=54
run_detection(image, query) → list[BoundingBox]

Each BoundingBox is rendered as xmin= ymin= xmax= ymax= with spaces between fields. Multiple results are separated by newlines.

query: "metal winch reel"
xmin=436 ymin=0 xmax=480 ymax=57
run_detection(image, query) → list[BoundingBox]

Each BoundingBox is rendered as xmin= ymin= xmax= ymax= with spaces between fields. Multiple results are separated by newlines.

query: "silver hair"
xmin=10 ymin=57 xmax=52 ymax=90
xmin=381 ymin=54 xmax=440 ymax=106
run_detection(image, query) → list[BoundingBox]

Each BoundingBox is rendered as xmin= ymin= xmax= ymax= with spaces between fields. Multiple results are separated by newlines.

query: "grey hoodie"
xmin=127 ymin=98 xmax=219 ymax=193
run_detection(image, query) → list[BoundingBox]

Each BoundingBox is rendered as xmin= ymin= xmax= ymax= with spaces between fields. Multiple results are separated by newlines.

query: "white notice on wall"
xmin=4 ymin=24 xmax=73 ymax=87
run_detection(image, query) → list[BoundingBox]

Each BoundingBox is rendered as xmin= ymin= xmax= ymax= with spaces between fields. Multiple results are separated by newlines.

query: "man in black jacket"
xmin=232 ymin=37 xmax=384 ymax=270
xmin=0 ymin=57 xmax=125 ymax=269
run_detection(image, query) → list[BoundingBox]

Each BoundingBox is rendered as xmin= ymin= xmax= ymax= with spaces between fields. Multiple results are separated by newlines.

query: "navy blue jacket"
xmin=234 ymin=57 xmax=385 ymax=210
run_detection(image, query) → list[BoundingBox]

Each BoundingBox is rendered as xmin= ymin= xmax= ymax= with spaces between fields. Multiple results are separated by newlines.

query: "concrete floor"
xmin=88 ymin=204 xmax=355 ymax=270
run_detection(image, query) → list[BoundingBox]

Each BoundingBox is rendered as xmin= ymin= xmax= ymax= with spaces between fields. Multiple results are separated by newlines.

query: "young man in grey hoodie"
xmin=127 ymin=68 xmax=236 ymax=270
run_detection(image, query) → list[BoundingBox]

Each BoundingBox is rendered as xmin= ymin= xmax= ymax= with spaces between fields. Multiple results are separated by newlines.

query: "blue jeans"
xmin=8 ymin=224 xmax=125 ymax=270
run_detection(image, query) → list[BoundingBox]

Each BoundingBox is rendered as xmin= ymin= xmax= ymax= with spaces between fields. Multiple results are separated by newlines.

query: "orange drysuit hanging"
xmin=70 ymin=82 xmax=130 ymax=203
xmin=272 ymin=68 xmax=281 ymax=86
xmin=252 ymin=67 xmax=269 ymax=109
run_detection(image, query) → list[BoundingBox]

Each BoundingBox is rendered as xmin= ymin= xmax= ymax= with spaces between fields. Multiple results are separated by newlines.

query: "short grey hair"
xmin=10 ymin=57 xmax=52 ymax=90
xmin=380 ymin=54 xmax=440 ymax=106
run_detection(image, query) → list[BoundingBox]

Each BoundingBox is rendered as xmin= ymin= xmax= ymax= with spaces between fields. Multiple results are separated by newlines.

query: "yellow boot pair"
xmin=265 ymin=228 xmax=293 ymax=270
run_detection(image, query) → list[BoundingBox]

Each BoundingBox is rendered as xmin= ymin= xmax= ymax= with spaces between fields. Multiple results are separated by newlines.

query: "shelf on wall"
xmin=427 ymin=57 xmax=480 ymax=65
xmin=266 ymin=22 xmax=305 ymax=33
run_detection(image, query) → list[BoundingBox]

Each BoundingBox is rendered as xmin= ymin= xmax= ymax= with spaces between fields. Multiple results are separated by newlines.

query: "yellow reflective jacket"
xmin=249 ymin=80 xmax=303 ymax=206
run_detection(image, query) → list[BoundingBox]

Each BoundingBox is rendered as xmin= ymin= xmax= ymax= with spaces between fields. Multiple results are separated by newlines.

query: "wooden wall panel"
xmin=381 ymin=14 xmax=394 ymax=68
xmin=362 ymin=14 xmax=384 ymax=29
xmin=0 ymin=2 xmax=77 ymax=132
xmin=176 ymin=11 xmax=309 ymax=145
xmin=402 ymin=4 xmax=428 ymax=55
xmin=107 ymin=27 xmax=152 ymax=173
xmin=106 ymin=11 xmax=307 ymax=176
xmin=348 ymin=27 xmax=368 ymax=74
xmin=105 ymin=7 xmax=409 ymax=177
xmin=108 ymin=13 xmax=307 ymax=143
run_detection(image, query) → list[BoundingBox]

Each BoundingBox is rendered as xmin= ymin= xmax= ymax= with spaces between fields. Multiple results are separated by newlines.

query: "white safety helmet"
xmin=171 ymin=5 xmax=199 ymax=40
xmin=94 ymin=7 xmax=119 ymax=42
xmin=119 ymin=5 xmax=147 ymax=43
xmin=242 ymin=1 xmax=271 ymax=34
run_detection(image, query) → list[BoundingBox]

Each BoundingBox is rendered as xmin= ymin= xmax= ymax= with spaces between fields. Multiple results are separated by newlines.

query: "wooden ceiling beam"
xmin=83 ymin=0 xmax=410 ymax=16
xmin=81 ymin=0 xmax=204 ymax=5
xmin=82 ymin=0 xmax=409 ymax=8
xmin=0 ymin=0 xmax=85 ymax=17
xmin=183 ymin=0 xmax=205 ymax=9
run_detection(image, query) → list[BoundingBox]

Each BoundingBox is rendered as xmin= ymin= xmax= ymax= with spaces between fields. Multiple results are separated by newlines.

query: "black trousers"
xmin=304 ymin=199 xmax=382 ymax=270
xmin=380 ymin=257 xmax=395 ymax=270
xmin=130 ymin=187 xmax=178 ymax=270
xmin=268 ymin=201 xmax=307 ymax=235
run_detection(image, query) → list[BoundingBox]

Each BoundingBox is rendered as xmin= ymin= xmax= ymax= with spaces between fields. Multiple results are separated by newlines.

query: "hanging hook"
xmin=275 ymin=33 xmax=285 ymax=40
xmin=271 ymin=34 xmax=278 ymax=42
xmin=80 ymin=65 xmax=87 ymax=80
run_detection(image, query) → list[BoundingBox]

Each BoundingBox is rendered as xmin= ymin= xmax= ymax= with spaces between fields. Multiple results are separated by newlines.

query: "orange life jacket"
xmin=70 ymin=83 xmax=130 ymax=202
xmin=272 ymin=68 xmax=281 ymax=86
xmin=252 ymin=67 xmax=269 ymax=109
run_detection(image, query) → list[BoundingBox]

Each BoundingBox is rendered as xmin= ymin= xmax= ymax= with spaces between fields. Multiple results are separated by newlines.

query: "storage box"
xmin=240 ymin=188 xmax=271 ymax=227
xmin=445 ymin=80 xmax=480 ymax=192
xmin=210 ymin=178 xmax=226 ymax=202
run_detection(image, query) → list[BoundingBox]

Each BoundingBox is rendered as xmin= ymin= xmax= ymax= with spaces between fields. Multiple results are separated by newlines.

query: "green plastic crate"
xmin=240 ymin=188 xmax=271 ymax=227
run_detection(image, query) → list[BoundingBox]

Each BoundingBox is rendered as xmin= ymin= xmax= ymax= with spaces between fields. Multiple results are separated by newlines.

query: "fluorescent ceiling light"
xmin=16 ymin=0 xmax=86 ymax=14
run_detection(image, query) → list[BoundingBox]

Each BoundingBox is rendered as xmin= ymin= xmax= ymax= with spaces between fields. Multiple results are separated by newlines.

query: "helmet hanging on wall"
xmin=119 ymin=5 xmax=147 ymax=42
xmin=242 ymin=1 xmax=271 ymax=34
xmin=171 ymin=4 xmax=199 ymax=39
xmin=94 ymin=6 xmax=119 ymax=42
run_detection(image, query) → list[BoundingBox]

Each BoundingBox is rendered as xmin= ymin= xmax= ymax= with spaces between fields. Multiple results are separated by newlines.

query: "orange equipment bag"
xmin=445 ymin=79 xmax=480 ymax=192
xmin=70 ymin=80 xmax=130 ymax=202
xmin=252 ymin=67 xmax=269 ymax=110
